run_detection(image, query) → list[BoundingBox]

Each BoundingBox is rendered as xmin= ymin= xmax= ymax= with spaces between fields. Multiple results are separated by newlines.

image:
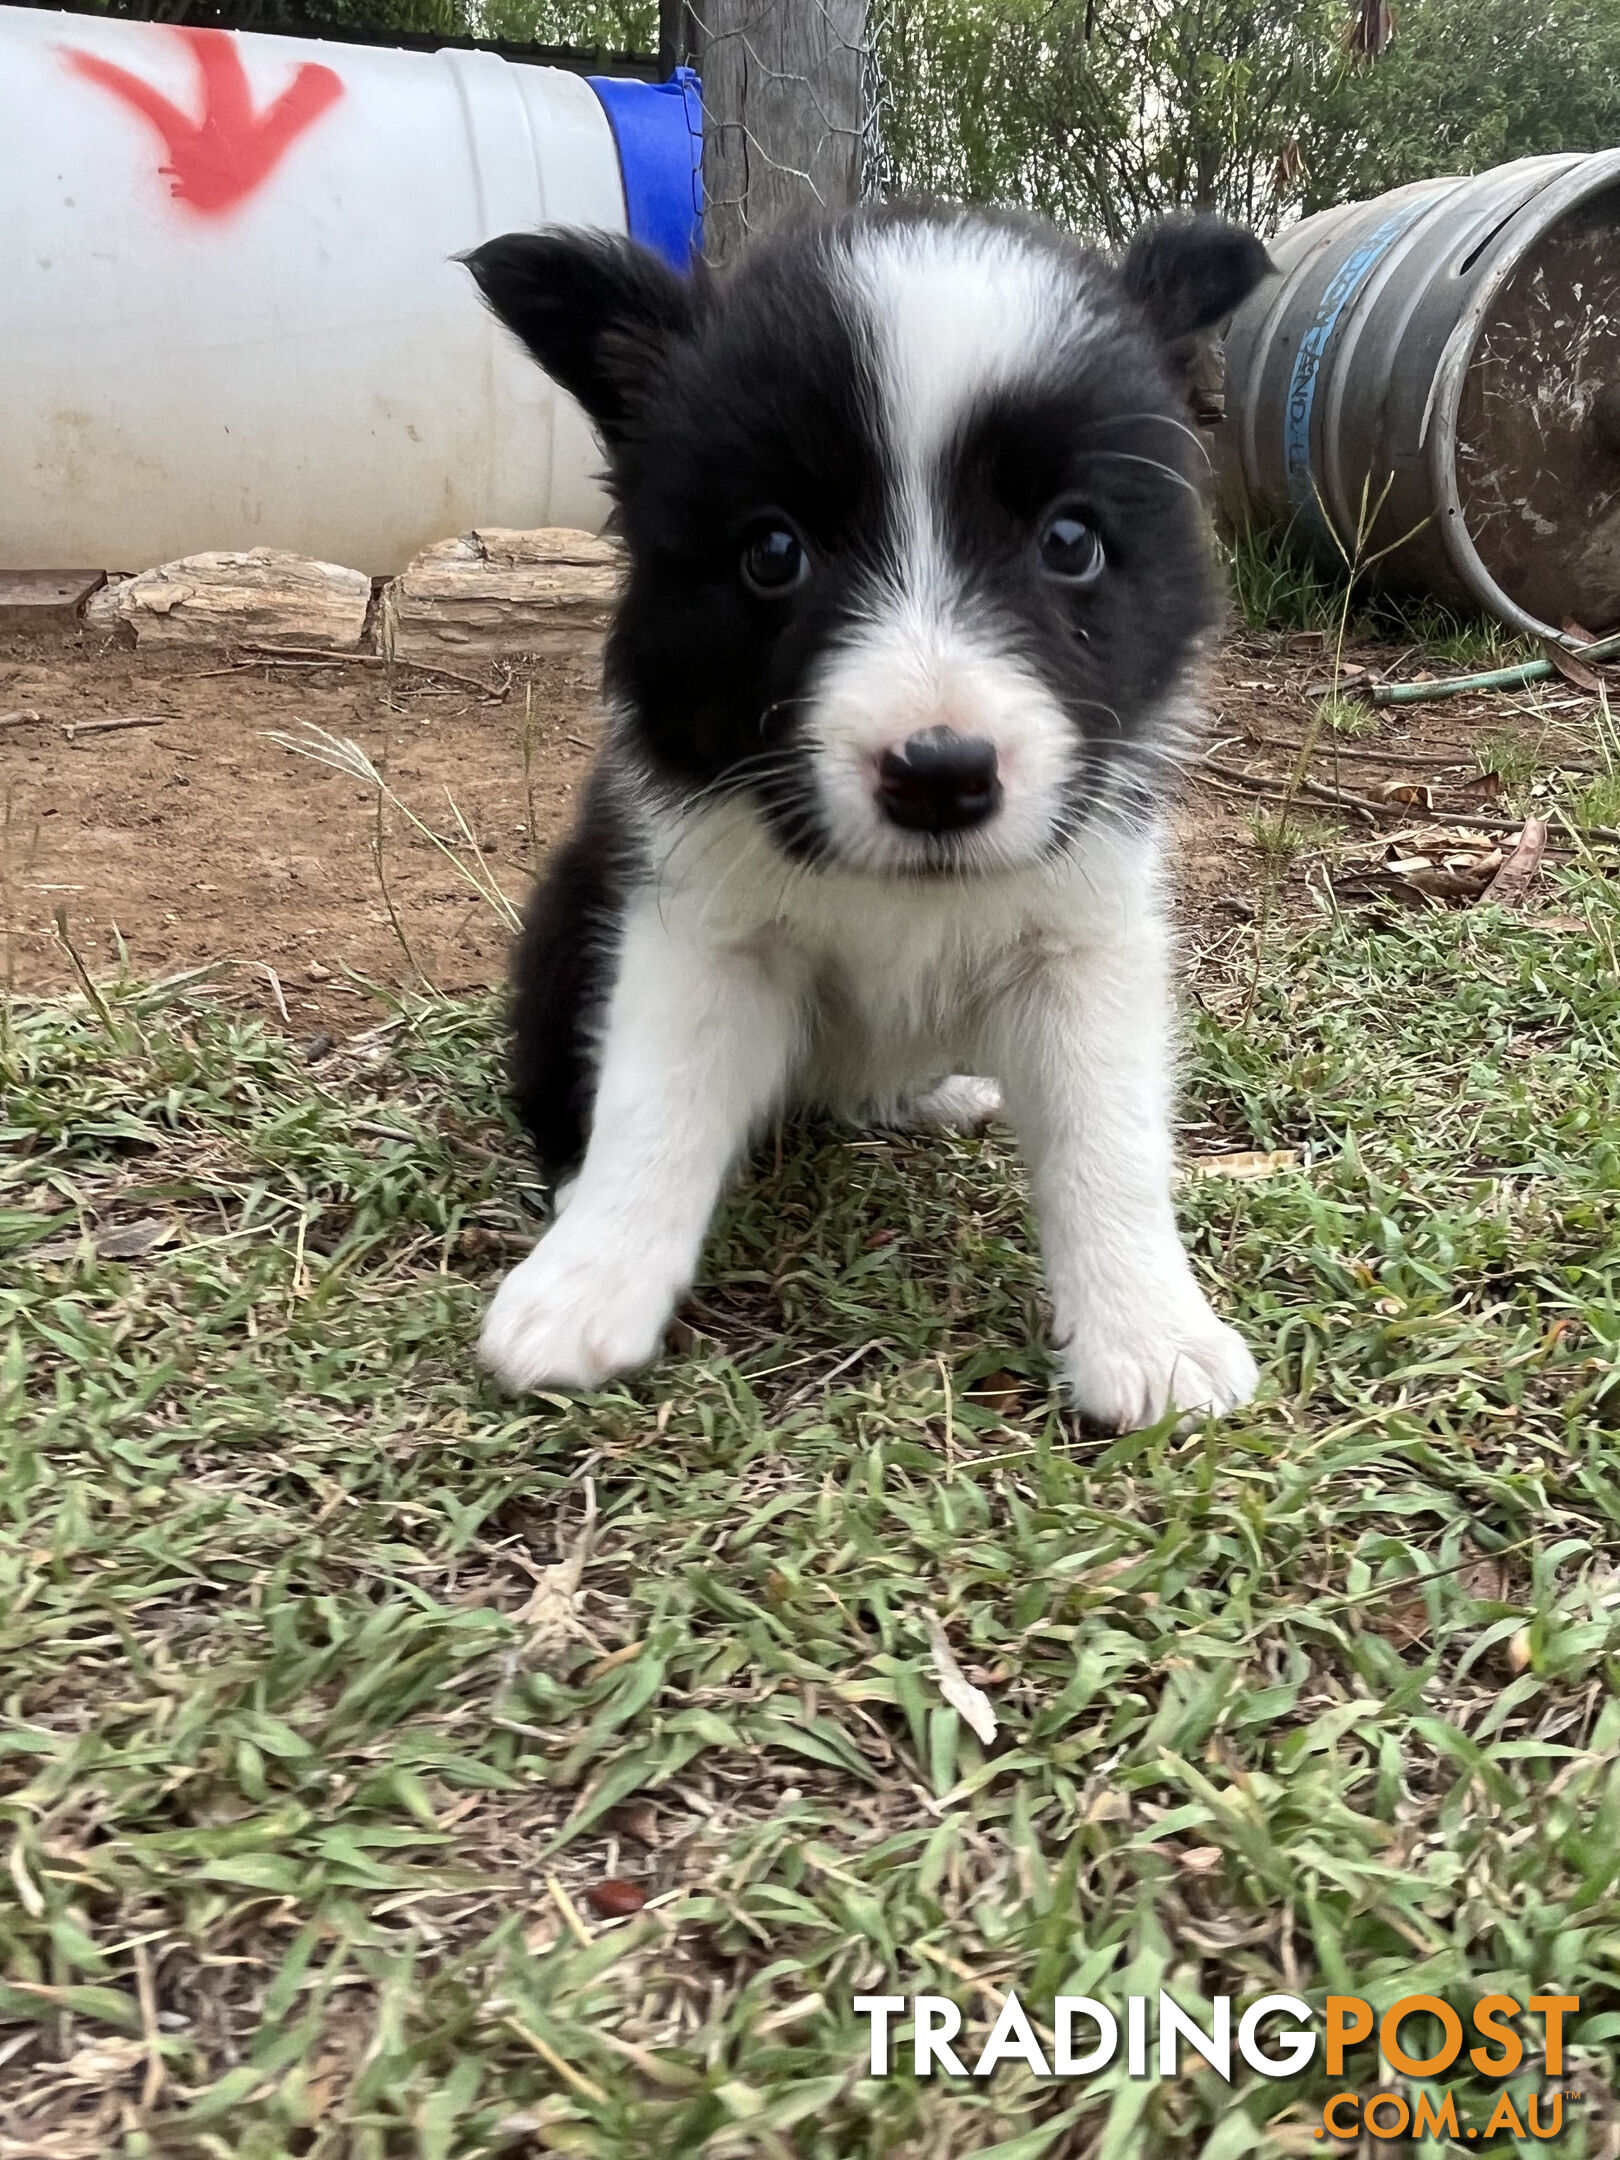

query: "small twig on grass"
xmin=261 ymin=964 xmax=290 ymax=1023
xmin=1303 ymin=1536 xmax=1538 ymax=1617
xmin=774 ymin=1337 xmax=889 ymax=1415
xmin=1238 ymin=729 xmax=1599 ymax=775
xmin=133 ymin=1941 xmax=166 ymax=2112
xmin=520 ymin=683 xmax=539 ymax=864
xmin=372 ymin=779 xmax=433 ymax=991
xmin=51 ymin=907 xmax=113 ymax=1028
xmin=267 ymin=723 xmax=523 ymax=933
xmin=62 ymin=715 xmax=169 ymax=742
xmin=1202 ymin=754 xmax=1379 ymax=825
xmin=1202 ymin=755 xmax=1620 ymax=843
xmin=242 ymin=644 xmax=509 ymax=699
xmin=1240 ymin=473 xmax=1428 ymax=1023
xmin=506 ymin=2017 xmax=610 ymax=2104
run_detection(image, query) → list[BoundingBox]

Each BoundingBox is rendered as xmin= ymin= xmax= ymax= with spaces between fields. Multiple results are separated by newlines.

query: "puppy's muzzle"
xmin=877 ymin=727 xmax=1002 ymax=836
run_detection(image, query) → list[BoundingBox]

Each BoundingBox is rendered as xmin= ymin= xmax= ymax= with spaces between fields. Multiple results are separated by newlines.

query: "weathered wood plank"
xmin=84 ymin=551 xmax=371 ymax=651
xmin=382 ymin=528 xmax=621 ymax=663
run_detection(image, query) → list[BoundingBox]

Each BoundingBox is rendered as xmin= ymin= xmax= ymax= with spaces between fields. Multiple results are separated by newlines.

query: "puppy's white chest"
xmin=652 ymin=796 xmax=1161 ymax=1067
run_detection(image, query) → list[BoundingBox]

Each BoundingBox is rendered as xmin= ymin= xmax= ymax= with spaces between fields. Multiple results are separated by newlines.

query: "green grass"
xmin=1313 ymin=695 xmax=1378 ymax=739
xmin=4 ymin=882 xmax=1620 ymax=2158
xmin=1222 ymin=522 xmax=1533 ymax=669
xmin=1222 ymin=523 xmax=1344 ymax=638
xmin=1359 ymin=597 xmax=1532 ymax=672
xmin=1245 ymin=808 xmax=1339 ymax=876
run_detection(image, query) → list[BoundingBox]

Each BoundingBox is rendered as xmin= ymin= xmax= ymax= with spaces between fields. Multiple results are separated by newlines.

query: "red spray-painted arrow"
xmin=64 ymin=26 xmax=342 ymax=216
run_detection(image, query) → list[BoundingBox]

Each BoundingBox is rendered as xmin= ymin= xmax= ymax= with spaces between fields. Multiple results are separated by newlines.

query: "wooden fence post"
xmin=667 ymin=0 xmax=869 ymax=266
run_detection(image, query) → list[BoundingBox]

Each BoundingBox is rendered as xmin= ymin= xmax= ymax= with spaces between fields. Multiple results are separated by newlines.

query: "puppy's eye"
xmin=1038 ymin=510 xmax=1104 ymax=585
xmin=740 ymin=523 xmax=810 ymax=598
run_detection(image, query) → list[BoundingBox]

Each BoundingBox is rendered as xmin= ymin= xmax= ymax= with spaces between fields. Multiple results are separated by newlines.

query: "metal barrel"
xmin=1214 ymin=150 xmax=1620 ymax=640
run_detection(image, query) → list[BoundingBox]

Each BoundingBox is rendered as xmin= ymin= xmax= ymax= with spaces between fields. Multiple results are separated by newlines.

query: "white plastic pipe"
xmin=0 ymin=7 xmax=698 ymax=573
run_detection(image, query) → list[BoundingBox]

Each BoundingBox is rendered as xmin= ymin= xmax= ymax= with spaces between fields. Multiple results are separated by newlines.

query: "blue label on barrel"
xmin=1283 ymin=198 xmax=1432 ymax=546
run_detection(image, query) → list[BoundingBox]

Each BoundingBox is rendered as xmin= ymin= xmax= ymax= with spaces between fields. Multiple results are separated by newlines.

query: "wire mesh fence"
xmin=669 ymin=0 xmax=884 ymax=264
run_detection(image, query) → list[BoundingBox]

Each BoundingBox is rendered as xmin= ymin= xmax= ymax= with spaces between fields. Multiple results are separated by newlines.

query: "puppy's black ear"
xmin=461 ymin=229 xmax=701 ymax=447
xmin=1122 ymin=215 xmax=1274 ymax=345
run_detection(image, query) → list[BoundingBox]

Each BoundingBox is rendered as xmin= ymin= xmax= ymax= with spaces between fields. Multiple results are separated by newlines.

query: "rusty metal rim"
xmin=1425 ymin=145 xmax=1620 ymax=646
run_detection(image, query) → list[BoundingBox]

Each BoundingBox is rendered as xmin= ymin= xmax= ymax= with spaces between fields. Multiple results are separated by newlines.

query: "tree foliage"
xmin=1305 ymin=0 xmax=1620 ymax=212
xmin=877 ymin=0 xmax=1620 ymax=238
xmin=877 ymin=0 xmax=1345 ymax=242
xmin=51 ymin=0 xmax=654 ymax=54
xmin=48 ymin=0 xmax=1620 ymax=234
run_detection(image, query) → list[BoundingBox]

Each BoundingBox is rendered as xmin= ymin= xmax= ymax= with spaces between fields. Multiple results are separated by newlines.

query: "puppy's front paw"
xmin=905 ymin=1074 xmax=1003 ymax=1134
xmin=478 ymin=1228 xmax=680 ymax=1394
xmin=1060 ymin=1288 xmax=1257 ymax=1431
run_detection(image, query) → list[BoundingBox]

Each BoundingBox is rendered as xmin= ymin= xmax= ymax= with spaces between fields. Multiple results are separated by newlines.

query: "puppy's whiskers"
xmin=1075 ymin=408 xmax=1213 ymax=471
xmin=1072 ymin=449 xmax=1204 ymax=500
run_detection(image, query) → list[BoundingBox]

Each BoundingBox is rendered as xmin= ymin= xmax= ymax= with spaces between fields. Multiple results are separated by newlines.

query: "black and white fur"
xmin=462 ymin=202 xmax=1272 ymax=1430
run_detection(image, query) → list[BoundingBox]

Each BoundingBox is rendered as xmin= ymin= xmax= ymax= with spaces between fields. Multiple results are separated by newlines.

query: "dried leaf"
xmin=7 ymin=1840 xmax=44 ymax=1918
xmin=1456 ymin=768 xmax=1503 ymax=801
xmin=1483 ymin=817 xmax=1548 ymax=908
xmin=1175 ymin=1845 xmax=1224 ymax=1874
xmin=1184 ymin=1148 xmax=1301 ymax=1181
xmin=1398 ymin=854 xmax=1501 ymax=902
xmin=58 ymin=2037 xmax=147 ymax=2088
xmin=1461 ymin=1556 xmax=1515 ymax=1603
xmin=1506 ymin=1627 xmax=1533 ymax=1674
xmin=27 ymin=1217 xmax=172 ymax=1264
xmin=1305 ymin=664 xmax=1370 ymax=697
xmin=93 ymin=1217 xmax=173 ymax=1261
xmin=1377 ymin=778 xmax=1434 ymax=810
xmin=1542 ymin=639 xmax=1602 ymax=694
xmin=1376 ymin=1596 xmax=1430 ymax=1649
xmin=923 ymin=1610 xmax=997 ymax=1745
xmin=514 ymin=1483 xmax=597 ymax=1659
xmin=607 ymin=1801 xmax=660 ymax=1845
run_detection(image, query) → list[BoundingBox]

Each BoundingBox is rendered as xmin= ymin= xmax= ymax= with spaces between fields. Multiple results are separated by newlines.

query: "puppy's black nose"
xmin=877 ymin=727 xmax=1002 ymax=834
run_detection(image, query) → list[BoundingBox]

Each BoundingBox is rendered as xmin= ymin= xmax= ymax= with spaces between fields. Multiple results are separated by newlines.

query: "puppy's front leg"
xmin=480 ymin=901 xmax=802 ymax=1393
xmin=992 ymin=920 xmax=1257 ymax=1429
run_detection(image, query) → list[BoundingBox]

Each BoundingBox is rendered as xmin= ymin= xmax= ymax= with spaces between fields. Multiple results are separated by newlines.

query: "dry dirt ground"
xmin=0 ymin=622 xmax=1562 ymax=1029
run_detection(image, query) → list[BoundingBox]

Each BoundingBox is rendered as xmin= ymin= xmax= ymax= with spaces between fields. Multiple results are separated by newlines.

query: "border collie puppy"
xmin=463 ymin=203 xmax=1271 ymax=1430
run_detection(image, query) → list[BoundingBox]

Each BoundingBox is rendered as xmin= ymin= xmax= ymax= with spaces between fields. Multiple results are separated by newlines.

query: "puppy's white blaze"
xmin=843 ymin=219 xmax=1089 ymax=473
xmin=812 ymin=221 xmax=1099 ymax=870
xmin=809 ymin=597 xmax=1079 ymax=872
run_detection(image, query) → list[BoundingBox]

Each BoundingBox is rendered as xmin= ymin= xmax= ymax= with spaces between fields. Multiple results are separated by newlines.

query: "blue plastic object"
xmin=586 ymin=67 xmax=703 ymax=272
